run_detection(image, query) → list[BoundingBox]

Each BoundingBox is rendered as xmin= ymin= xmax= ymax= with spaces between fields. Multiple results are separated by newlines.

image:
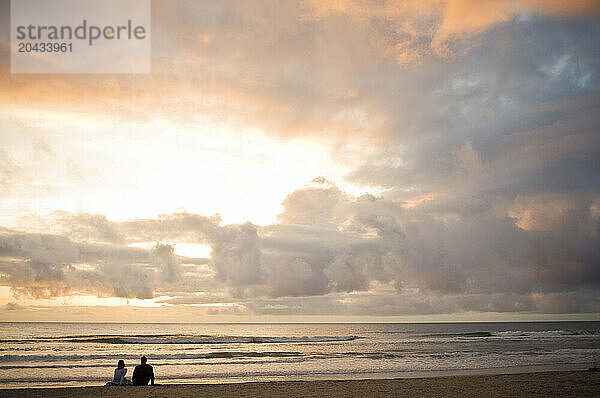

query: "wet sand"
xmin=1 ymin=370 xmax=599 ymax=397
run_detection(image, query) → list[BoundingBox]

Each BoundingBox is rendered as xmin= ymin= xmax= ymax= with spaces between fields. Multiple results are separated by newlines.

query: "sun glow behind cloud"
xmin=0 ymin=287 xmax=174 ymax=308
xmin=2 ymin=105 xmax=365 ymax=228
xmin=129 ymin=242 xmax=211 ymax=259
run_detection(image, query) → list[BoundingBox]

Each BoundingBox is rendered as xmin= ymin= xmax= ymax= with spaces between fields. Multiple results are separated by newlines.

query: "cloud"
xmin=277 ymin=177 xmax=347 ymax=225
xmin=53 ymin=211 xmax=124 ymax=244
xmin=0 ymin=1 xmax=599 ymax=318
xmin=0 ymin=230 xmax=160 ymax=299
xmin=2 ymin=0 xmax=597 ymax=155
xmin=3 ymin=163 xmax=597 ymax=315
xmin=346 ymin=16 xmax=600 ymax=199
xmin=3 ymin=302 xmax=24 ymax=311
xmin=0 ymin=149 xmax=23 ymax=195
xmin=304 ymin=0 xmax=600 ymax=60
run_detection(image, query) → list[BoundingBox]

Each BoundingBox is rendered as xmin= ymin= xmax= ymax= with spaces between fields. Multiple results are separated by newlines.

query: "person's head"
xmin=141 ymin=356 xmax=147 ymax=364
xmin=117 ymin=360 xmax=125 ymax=370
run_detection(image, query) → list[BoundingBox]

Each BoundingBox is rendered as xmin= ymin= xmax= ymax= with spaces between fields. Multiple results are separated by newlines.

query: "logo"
xmin=11 ymin=0 xmax=151 ymax=74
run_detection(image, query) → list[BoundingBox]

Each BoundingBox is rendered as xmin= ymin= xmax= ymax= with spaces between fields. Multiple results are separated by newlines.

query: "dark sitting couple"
xmin=106 ymin=356 xmax=154 ymax=386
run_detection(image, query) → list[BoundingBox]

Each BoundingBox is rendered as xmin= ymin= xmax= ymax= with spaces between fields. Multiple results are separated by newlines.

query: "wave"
xmin=417 ymin=329 xmax=599 ymax=340
xmin=0 ymin=350 xmax=480 ymax=364
xmin=0 ymin=334 xmax=359 ymax=345
xmin=419 ymin=331 xmax=493 ymax=338
xmin=493 ymin=330 xmax=598 ymax=338
xmin=0 ymin=351 xmax=304 ymax=363
xmin=0 ymin=356 xmax=312 ymax=370
xmin=8 ymin=347 xmax=588 ymax=364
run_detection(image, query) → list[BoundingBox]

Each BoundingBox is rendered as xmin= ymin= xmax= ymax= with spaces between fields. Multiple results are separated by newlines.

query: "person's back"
xmin=112 ymin=367 xmax=127 ymax=385
xmin=105 ymin=359 xmax=129 ymax=386
xmin=132 ymin=356 xmax=154 ymax=386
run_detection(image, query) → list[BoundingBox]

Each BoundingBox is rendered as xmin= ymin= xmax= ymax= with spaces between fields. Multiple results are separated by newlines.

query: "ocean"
xmin=0 ymin=322 xmax=598 ymax=388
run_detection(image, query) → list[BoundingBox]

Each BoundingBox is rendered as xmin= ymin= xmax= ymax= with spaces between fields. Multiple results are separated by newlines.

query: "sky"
xmin=0 ymin=0 xmax=599 ymax=322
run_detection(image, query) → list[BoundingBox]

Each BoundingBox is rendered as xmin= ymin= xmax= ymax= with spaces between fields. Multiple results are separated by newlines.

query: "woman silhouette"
xmin=107 ymin=360 xmax=130 ymax=385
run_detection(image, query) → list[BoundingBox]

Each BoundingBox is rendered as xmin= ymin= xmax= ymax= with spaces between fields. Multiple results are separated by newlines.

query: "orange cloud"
xmin=434 ymin=0 xmax=600 ymax=52
xmin=304 ymin=0 xmax=600 ymax=59
xmin=509 ymin=194 xmax=596 ymax=233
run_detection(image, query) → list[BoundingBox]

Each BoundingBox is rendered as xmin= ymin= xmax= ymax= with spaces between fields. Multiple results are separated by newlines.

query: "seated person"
xmin=106 ymin=360 xmax=130 ymax=386
xmin=132 ymin=356 xmax=155 ymax=386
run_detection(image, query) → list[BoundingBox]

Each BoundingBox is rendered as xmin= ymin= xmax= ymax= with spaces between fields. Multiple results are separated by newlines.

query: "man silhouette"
xmin=132 ymin=356 xmax=154 ymax=386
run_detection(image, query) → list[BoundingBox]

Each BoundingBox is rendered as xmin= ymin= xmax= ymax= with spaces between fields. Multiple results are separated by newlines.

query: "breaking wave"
xmin=419 ymin=331 xmax=493 ymax=338
xmin=418 ymin=329 xmax=599 ymax=339
xmin=0 ymin=334 xmax=360 ymax=345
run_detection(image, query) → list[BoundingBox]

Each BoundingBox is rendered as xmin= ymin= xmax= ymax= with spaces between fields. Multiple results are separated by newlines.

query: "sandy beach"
xmin=1 ymin=370 xmax=598 ymax=397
